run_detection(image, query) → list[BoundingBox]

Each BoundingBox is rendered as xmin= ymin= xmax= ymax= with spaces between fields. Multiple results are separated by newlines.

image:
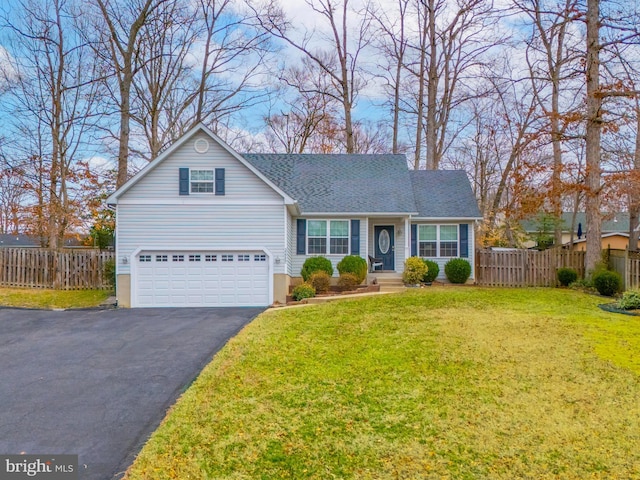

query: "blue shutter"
xmin=296 ymin=219 xmax=306 ymax=255
xmin=350 ymin=219 xmax=360 ymax=255
xmin=411 ymin=224 xmax=417 ymax=257
xmin=179 ymin=168 xmax=189 ymax=195
xmin=215 ymin=168 xmax=225 ymax=195
xmin=460 ymin=224 xmax=469 ymax=258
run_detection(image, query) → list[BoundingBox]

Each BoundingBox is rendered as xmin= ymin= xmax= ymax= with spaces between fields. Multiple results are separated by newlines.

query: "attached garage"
xmin=131 ymin=250 xmax=271 ymax=307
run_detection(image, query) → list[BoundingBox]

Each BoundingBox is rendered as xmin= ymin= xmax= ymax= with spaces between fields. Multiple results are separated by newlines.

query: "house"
xmin=521 ymin=212 xmax=639 ymax=250
xmin=0 ymin=234 xmax=41 ymax=247
xmin=106 ymin=124 xmax=482 ymax=308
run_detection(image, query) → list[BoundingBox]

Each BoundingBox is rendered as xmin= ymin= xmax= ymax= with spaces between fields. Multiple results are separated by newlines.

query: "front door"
xmin=374 ymin=225 xmax=395 ymax=271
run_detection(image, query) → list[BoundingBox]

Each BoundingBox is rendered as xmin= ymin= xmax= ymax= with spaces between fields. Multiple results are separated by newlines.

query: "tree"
xmin=518 ymin=0 xmax=582 ymax=246
xmin=405 ymin=0 xmax=498 ymax=170
xmin=368 ymin=0 xmax=410 ymax=154
xmin=1 ymin=0 xmax=102 ymax=248
xmin=254 ymin=0 xmax=372 ymax=153
xmin=90 ymin=0 xmax=170 ymax=187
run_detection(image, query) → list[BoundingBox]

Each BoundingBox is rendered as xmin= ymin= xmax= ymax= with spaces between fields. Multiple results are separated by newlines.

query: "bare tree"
xmin=90 ymin=0 xmax=170 ymax=187
xmin=368 ymin=0 xmax=410 ymax=154
xmin=253 ymin=0 xmax=372 ymax=154
xmin=1 ymin=0 xmax=101 ymax=247
xmin=404 ymin=0 xmax=498 ymax=170
xmin=129 ymin=0 xmax=198 ymax=161
xmin=518 ymin=0 xmax=582 ymax=246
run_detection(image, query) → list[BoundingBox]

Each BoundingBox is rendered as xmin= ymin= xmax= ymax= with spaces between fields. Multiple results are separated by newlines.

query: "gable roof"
xmin=106 ymin=124 xmax=295 ymax=205
xmin=410 ymin=170 xmax=482 ymax=219
xmin=243 ymin=153 xmax=418 ymax=214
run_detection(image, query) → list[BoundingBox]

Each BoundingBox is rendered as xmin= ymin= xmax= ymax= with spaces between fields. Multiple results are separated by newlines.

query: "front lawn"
xmin=126 ymin=288 xmax=640 ymax=479
xmin=0 ymin=287 xmax=111 ymax=309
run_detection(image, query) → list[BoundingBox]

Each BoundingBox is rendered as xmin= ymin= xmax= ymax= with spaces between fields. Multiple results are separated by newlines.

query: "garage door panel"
xmin=135 ymin=250 xmax=269 ymax=307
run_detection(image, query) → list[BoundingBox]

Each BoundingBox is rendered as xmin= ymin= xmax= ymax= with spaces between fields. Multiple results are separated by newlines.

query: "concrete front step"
xmin=373 ymin=278 xmax=405 ymax=293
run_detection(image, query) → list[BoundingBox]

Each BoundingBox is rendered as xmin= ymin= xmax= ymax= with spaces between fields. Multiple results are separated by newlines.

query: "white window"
xmin=418 ymin=225 xmax=458 ymax=258
xmin=418 ymin=225 xmax=437 ymax=257
xmin=307 ymin=220 xmax=349 ymax=255
xmin=172 ymin=255 xmax=185 ymax=262
xmin=254 ymin=254 xmax=266 ymax=262
xmin=205 ymin=254 xmax=217 ymax=262
xmin=139 ymin=255 xmax=152 ymax=262
xmin=221 ymin=254 xmax=234 ymax=262
xmin=238 ymin=254 xmax=250 ymax=262
xmin=189 ymin=254 xmax=201 ymax=262
xmin=156 ymin=255 xmax=168 ymax=262
xmin=439 ymin=225 xmax=458 ymax=257
xmin=190 ymin=170 xmax=214 ymax=193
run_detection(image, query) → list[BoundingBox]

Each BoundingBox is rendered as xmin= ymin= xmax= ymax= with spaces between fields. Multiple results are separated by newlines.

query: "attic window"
xmin=194 ymin=138 xmax=209 ymax=153
xmin=190 ymin=170 xmax=214 ymax=193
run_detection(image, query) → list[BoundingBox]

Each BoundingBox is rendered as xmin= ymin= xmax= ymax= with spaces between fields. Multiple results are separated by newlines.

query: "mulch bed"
xmin=598 ymin=303 xmax=640 ymax=316
xmin=285 ymin=284 xmax=380 ymax=304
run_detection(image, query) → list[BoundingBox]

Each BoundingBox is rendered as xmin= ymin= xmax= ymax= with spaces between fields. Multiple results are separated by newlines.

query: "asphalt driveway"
xmin=0 ymin=306 xmax=263 ymax=479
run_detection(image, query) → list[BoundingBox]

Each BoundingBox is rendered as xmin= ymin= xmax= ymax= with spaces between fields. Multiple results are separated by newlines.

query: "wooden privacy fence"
xmin=608 ymin=249 xmax=640 ymax=290
xmin=0 ymin=248 xmax=115 ymax=290
xmin=476 ymin=248 xmax=585 ymax=287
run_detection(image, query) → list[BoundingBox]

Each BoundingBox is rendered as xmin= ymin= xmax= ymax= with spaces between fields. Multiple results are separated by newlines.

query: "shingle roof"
xmin=410 ymin=170 xmax=482 ymax=218
xmin=243 ymin=154 xmax=418 ymax=214
xmin=243 ymin=153 xmax=481 ymax=218
xmin=521 ymin=212 xmax=631 ymax=233
xmin=0 ymin=234 xmax=40 ymax=247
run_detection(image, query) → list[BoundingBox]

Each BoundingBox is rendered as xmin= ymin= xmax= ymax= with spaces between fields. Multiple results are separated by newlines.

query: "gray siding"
xmin=116 ymin=204 xmax=286 ymax=275
xmin=115 ymin=131 xmax=288 ymax=276
xmin=411 ymin=222 xmax=476 ymax=280
xmin=291 ymin=217 xmax=367 ymax=277
xmin=124 ymin=130 xmax=282 ymax=202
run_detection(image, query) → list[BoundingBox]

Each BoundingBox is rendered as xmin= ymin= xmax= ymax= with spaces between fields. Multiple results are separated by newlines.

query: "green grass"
xmin=0 ymin=287 xmax=111 ymax=309
xmin=125 ymin=288 xmax=640 ymax=479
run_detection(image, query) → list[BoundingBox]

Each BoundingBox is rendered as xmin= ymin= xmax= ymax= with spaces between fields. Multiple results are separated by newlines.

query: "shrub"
xmin=592 ymin=270 xmax=622 ymax=297
xmin=103 ymin=258 xmax=116 ymax=288
xmin=444 ymin=258 xmax=472 ymax=284
xmin=422 ymin=259 xmax=440 ymax=283
xmin=308 ymin=271 xmax=331 ymax=294
xmin=337 ymin=255 xmax=367 ymax=284
xmin=403 ymin=256 xmax=428 ymax=285
xmin=617 ymin=290 xmax=640 ymax=310
xmin=338 ymin=273 xmax=360 ymax=291
xmin=292 ymin=283 xmax=316 ymax=301
xmin=301 ymin=256 xmax=333 ymax=281
xmin=557 ymin=267 xmax=578 ymax=287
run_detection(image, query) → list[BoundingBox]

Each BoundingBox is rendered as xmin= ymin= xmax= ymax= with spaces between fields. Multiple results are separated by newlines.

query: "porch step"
xmin=372 ymin=274 xmax=406 ymax=293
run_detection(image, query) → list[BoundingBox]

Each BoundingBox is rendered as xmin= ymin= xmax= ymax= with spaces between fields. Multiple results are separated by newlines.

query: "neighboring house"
xmin=106 ymin=124 xmax=482 ymax=308
xmin=0 ymin=234 xmax=88 ymax=248
xmin=0 ymin=234 xmax=40 ymax=247
xmin=521 ymin=212 xmax=637 ymax=249
xmin=571 ymin=232 xmax=640 ymax=252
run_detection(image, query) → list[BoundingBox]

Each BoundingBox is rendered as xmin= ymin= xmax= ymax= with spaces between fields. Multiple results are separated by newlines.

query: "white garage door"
xmin=134 ymin=251 xmax=270 ymax=307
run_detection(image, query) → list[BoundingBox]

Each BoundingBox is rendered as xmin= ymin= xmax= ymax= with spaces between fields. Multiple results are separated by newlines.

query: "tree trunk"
xmin=584 ymin=0 xmax=602 ymax=273
xmin=629 ymin=108 xmax=640 ymax=251
xmin=424 ymin=0 xmax=438 ymax=170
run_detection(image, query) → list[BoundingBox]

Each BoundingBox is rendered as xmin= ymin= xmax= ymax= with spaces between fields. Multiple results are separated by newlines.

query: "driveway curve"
xmin=0 ymin=306 xmax=262 ymax=479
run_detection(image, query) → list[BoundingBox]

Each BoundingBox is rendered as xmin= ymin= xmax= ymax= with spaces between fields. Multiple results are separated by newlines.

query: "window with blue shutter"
xmin=296 ymin=219 xmax=306 ymax=255
xmin=179 ymin=168 xmax=189 ymax=195
xmin=215 ymin=168 xmax=225 ymax=195
xmin=459 ymin=223 xmax=469 ymax=258
xmin=350 ymin=219 xmax=360 ymax=255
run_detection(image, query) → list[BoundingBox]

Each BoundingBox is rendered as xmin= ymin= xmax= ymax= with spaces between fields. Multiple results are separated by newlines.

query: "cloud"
xmin=0 ymin=44 xmax=19 ymax=90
